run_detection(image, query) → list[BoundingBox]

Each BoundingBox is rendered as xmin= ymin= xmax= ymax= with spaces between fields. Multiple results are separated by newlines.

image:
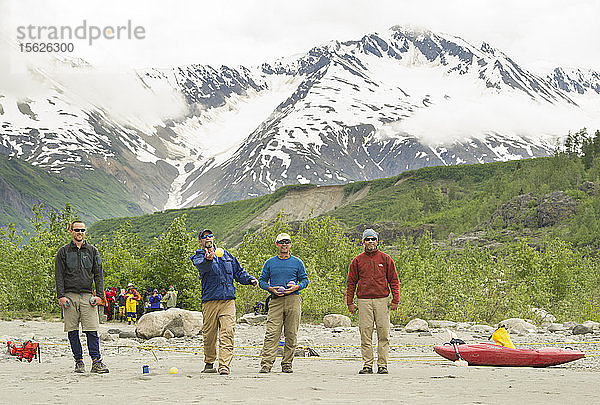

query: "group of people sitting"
xmin=97 ymin=284 xmax=178 ymax=324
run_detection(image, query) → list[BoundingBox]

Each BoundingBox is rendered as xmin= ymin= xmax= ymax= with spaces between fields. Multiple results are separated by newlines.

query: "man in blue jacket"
xmin=190 ymin=229 xmax=258 ymax=375
xmin=258 ymin=233 xmax=309 ymax=373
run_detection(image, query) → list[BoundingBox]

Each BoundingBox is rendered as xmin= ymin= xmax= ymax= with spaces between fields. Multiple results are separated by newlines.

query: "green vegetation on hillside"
xmin=90 ymin=183 xmax=316 ymax=245
xmin=0 ymin=154 xmax=143 ymax=232
xmin=1 ymin=205 xmax=599 ymax=324
xmin=331 ymin=157 xmax=581 ymax=236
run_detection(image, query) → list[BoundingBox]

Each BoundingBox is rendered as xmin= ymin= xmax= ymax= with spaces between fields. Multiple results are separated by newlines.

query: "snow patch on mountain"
xmin=163 ymin=73 xmax=303 ymax=208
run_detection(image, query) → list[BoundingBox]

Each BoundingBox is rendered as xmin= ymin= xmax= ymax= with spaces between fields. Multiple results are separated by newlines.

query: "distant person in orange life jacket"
xmin=346 ymin=229 xmax=399 ymax=375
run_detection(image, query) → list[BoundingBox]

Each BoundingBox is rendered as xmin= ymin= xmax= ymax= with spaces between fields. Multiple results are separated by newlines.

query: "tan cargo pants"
xmin=201 ymin=299 xmax=236 ymax=372
xmin=358 ymin=297 xmax=390 ymax=368
xmin=260 ymin=294 xmax=301 ymax=370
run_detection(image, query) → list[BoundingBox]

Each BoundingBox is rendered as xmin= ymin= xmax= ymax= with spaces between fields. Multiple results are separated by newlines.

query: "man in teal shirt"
xmin=258 ymin=233 xmax=309 ymax=373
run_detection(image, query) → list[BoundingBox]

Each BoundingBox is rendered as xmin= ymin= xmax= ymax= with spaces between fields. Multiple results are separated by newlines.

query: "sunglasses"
xmin=364 ymin=237 xmax=377 ymax=242
xmin=72 ymin=228 xmax=86 ymax=233
xmin=277 ymin=240 xmax=291 ymax=244
xmin=201 ymin=234 xmax=213 ymax=239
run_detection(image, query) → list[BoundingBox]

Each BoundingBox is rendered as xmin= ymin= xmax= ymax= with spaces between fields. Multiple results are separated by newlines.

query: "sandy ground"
xmin=1 ymin=318 xmax=599 ymax=404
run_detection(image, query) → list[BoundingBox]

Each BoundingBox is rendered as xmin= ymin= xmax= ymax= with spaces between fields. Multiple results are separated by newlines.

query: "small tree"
xmin=144 ymin=215 xmax=200 ymax=309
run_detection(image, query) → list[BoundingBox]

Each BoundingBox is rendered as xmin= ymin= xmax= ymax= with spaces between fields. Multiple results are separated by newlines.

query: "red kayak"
xmin=434 ymin=343 xmax=585 ymax=367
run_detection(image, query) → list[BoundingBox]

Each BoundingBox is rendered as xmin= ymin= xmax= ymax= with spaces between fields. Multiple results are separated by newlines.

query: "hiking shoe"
xmin=219 ymin=368 xmax=230 ymax=375
xmin=201 ymin=363 xmax=217 ymax=373
xmin=358 ymin=366 xmax=373 ymax=374
xmin=90 ymin=360 xmax=109 ymax=374
xmin=377 ymin=366 xmax=388 ymax=374
xmin=259 ymin=366 xmax=271 ymax=373
xmin=74 ymin=360 xmax=85 ymax=374
xmin=281 ymin=366 xmax=293 ymax=373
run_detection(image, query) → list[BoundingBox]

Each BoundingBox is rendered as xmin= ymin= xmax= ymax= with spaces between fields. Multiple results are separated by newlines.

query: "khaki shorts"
xmin=63 ymin=292 xmax=100 ymax=332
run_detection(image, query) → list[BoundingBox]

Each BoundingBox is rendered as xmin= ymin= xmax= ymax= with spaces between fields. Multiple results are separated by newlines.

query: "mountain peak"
xmin=1 ymin=24 xmax=598 ymax=217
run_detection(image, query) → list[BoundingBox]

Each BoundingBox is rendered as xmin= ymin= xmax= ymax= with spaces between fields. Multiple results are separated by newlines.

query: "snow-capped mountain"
xmin=1 ymin=26 xmax=599 ymax=212
xmin=546 ymin=67 xmax=600 ymax=95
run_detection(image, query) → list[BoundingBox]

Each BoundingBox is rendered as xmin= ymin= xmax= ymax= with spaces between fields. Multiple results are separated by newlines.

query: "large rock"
xmin=405 ymin=318 xmax=429 ymax=333
xmin=136 ymin=308 xmax=203 ymax=339
xmin=499 ymin=318 xmax=537 ymax=335
xmin=572 ymin=324 xmax=593 ymax=335
xmin=238 ymin=313 xmax=268 ymax=325
xmin=145 ymin=336 xmax=169 ymax=346
xmin=165 ymin=315 xmax=185 ymax=337
xmin=536 ymin=192 xmax=578 ymax=228
xmin=428 ymin=320 xmax=457 ymax=328
xmin=489 ymin=192 xmax=578 ymax=229
xmin=99 ymin=332 xmax=115 ymax=342
xmin=547 ymin=323 xmax=565 ymax=333
xmin=582 ymin=321 xmax=600 ymax=331
xmin=323 ymin=314 xmax=351 ymax=328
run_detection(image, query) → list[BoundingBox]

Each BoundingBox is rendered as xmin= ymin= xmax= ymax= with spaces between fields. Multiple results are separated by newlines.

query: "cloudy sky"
xmin=2 ymin=0 xmax=600 ymax=72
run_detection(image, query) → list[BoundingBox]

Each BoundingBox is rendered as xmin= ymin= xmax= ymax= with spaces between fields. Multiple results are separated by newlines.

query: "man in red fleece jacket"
xmin=346 ymin=228 xmax=399 ymax=375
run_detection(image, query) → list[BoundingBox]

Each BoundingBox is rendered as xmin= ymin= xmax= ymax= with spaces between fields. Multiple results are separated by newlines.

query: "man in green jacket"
xmin=163 ymin=285 xmax=178 ymax=309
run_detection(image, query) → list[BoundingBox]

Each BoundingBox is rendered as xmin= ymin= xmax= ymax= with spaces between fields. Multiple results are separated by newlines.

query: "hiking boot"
xmin=281 ymin=366 xmax=293 ymax=373
xmin=74 ymin=360 xmax=85 ymax=374
xmin=358 ymin=366 xmax=373 ymax=374
xmin=259 ymin=366 xmax=271 ymax=373
xmin=219 ymin=368 xmax=230 ymax=375
xmin=90 ymin=360 xmax=109 ymax=374
xmin=201 ymin=363 xmax=217 ymax=373
xmin=377 ymin=366 xmax=388 ymax=374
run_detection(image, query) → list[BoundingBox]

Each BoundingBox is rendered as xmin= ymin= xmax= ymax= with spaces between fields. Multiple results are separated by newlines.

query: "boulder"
xmin=428 ymin=320 xmax=457 ymax=328
xmin=136 ymin=308 xmax=203 ymax=339
xmin=176 ymin=309 xmax=204 ymax=336
xmin=582 ymin=321 xmax=600 ymax=331
xmin=536 ymin=192 xmax=578 ymax=228
xmin=119 ymin=331 xmax=137 ymax=339
xmin=488 ymin=192 xmax=578 ymax=229
xmin=145 ymin=337 xmax=168 ymax=346
xmin=499 ymin=318 xmax=537 ymax=335
xmin=238 ymin=313 xmax=268 ymax=325
xmin=572 ymin=324 xmax=593 ymax=335
xmin=107 ymin=328 xmax=121 ymax=334
xmin=405 ymin=318 xmax=429 ymax=333
xmin=165 ymin=315 xmax=185 ymax=338
xmin=323 ymin=314 xmax=351 ymax=328
xmin=455 ymin=322 xmax=471 ymax=330
xmin=547 ymin=323 xmax=565 ymax=333
xmin=99 ymin=332 xmax=114 ymax=342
